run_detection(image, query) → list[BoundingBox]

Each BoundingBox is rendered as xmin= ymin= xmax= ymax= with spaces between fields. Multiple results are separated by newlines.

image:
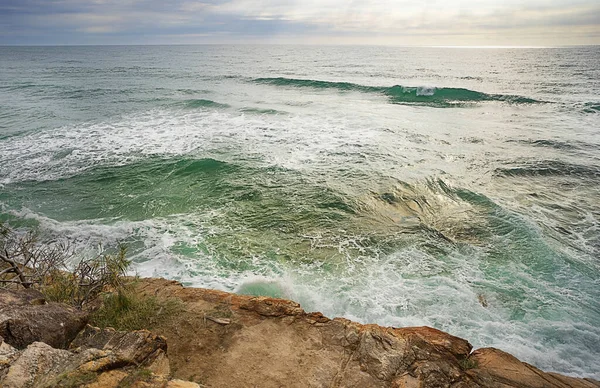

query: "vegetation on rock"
xmin=91 ymin=288 xmax=183 ymax=331
xmin=0 ymin=221 xmax=130 ymax=308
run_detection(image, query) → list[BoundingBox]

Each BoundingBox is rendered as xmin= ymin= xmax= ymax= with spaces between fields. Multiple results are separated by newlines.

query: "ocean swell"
xmin=254 ymin=77 xmax=541 ymax=107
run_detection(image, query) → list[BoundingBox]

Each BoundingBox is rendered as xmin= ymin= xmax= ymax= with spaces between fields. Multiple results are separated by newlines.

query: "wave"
xmin=180 ymin=99 xmax=230 ymax=109
xmin=582 ymin=103 xmax=600 ymax=114
xmin=239 ymin=107 xmax=286 ymax=115
xmin=494 ymin=160 xmax=600 ymax=179
xmin=254 ymin=77 xmax=541 ymax=107
xmin=506 ymin=139 xmax=585 ymax=152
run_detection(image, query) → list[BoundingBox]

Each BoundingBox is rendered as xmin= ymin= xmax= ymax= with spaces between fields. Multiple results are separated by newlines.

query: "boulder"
xmin=134 ymin=277 xmax=600 ymax=388
xmin=0 ymin=288 xmax=88 ymax=349
xmin=468 ymin=348 xmax=600 ymax=388
xmin=71 ymin=324 xmax=170 ymax=376
xmin=1 ymin=341 xmax=73 ymax=388
xmin=0 ymin=332 xmax=176 ymax=387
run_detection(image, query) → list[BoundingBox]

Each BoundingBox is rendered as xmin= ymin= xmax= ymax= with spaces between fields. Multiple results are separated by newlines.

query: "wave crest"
xmin=254 ymin=77 xmax=541 ymax=107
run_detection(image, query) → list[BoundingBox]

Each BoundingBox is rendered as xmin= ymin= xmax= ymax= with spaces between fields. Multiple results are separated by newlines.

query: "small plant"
xmin=42 ymin=246 xmax=130 ymax=308
xmin=0 ymin=222 xmax=71 ymax=289
xmin=90 ymin=288 xmax=183 ymax=331
xmin=51 ymin=371 xmax=98 ymax=387
xmin=459 ymin=357 xmax=478 ymax=370
xmin=118 ymin=368 xmax=154 ymax=388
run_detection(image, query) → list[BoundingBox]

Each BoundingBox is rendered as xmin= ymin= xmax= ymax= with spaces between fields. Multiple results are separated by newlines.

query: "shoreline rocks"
xmin=1 ymin=280 xmax=599 ymax=387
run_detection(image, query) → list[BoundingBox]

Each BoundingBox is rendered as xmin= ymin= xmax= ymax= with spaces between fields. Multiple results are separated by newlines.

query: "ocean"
xmin=0 ymin=45 xmax=599 ymax=378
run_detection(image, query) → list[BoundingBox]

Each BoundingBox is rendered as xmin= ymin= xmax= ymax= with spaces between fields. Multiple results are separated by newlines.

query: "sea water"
xmin=1 ymin=45 xmax=599 ymax=377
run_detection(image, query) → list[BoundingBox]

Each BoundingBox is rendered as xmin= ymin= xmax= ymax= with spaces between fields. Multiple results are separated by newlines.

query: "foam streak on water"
xmin=1 ymin=45 xmax=599 ymax=378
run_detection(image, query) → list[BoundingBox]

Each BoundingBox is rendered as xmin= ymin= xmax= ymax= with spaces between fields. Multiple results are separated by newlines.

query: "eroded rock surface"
xmin=0 ymin=328 xmax=190 ymax=388
xmin=134 ymin=278 xmax=600 ymax=388
xmin=0 ymin=288 xmax=88 ymax=349
xmin=1 ymin=281 xmax=599 ymax=387
xmin=71 ymin=325 xmax=170 ymax=376
xmin=468 ymin=348 xmax=600 ymax=388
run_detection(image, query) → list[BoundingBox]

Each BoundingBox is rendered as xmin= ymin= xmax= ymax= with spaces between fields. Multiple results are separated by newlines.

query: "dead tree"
xmin=0 ymin=222 xmax=130 ymax=308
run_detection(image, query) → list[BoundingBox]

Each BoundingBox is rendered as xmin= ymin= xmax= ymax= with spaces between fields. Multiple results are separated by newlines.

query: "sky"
xmin=1 ymin=0 xmax=599 ymax=46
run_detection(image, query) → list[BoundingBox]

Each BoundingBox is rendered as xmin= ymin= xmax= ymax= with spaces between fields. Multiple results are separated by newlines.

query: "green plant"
xmin=90 ymin=288 xmax=183 ymax=331
xmin=51 ymin=371 xmax=98 ymax=387
xmin=459 ymin=357 xmax=478 ymax=370
xmin=118 ymin=368 xmax=154 ymax=388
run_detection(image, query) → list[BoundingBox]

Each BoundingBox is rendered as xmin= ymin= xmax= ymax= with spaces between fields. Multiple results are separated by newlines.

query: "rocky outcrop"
xmin=133 ymin=278 xmax=600 ymax=388
xmin=0 ymin=288 xmax=88 ymax=349
xmin=0 ymin=327 xmax=197 ymax=388
xmin=70 ymin=325 xmax=170 ymax=376
xmin=1 ymin=281 xmax=599 ymax=387
xmin=467 ymin=348 xmax=600 ymax=388
xmin=0 ymin=288 xmax=194 ymax=387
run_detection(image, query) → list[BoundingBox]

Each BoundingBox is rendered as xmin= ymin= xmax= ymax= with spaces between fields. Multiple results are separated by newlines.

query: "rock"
xmin=0 ymin=289 xmax=191 ymax=387
xmin=1 ymin=341 xmax=73 ymax=387
xmin=133 ymin=277 xmax=599 ymax=388
xmin=86 ymin=370 xmax=129 ymax=388
xmin=469 ymin=348 xmax=600 ymax=388
xmin=238 ymin=295 xmax=305 ymax=317
xmin=167 ymin=379 xmax=203 ymax=388
xmin=0 ymin=336 xmax=179 ymax=388
xmin=71 ymin=325 xmax=170 ymax=376
xmin=395 ymin=326 xmax=472 ymax=358
xmin=2 ymin=278 xmax=597 ymax=388
xmin=0 ymin=338 xmax=20 ymax=380
xmin=0 ymin=288 xmax=88 ymax=349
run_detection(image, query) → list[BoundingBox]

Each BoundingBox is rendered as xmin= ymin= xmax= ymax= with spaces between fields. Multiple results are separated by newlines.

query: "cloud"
xmin=0 ymin=0 xmax=598 ymax=45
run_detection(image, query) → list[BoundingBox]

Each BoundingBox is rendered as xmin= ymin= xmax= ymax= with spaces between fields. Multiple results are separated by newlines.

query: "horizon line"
xmin=1 ymin=43 xmax=598 ymax=48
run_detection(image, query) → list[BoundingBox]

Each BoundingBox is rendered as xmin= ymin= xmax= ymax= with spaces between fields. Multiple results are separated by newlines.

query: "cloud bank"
xmin=1 ymin=0 xmax=599 ymax=45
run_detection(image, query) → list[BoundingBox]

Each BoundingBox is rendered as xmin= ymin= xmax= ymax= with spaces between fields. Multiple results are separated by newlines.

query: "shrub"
xmin=42 ymin=246 xmax=130 ymax=308
xmin=459 ymin=357 xmax=479 ymax=370
xmin=0 ymin=222 xmax=130 ymax=309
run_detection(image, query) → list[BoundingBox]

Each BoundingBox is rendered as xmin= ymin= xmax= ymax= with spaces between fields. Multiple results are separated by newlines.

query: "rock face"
xmin=467 ymin=348 xmax=600 ymax=388
xmin=0 ymin=288 xmax=195 ymax=387
xmin=70 ymin=325 xmax=170 ymax=375
xmin=0 ymin=327 xmax=194 ymax=388
xmin=1 ymin=281 xmax=599 ymax=388
xmin=0 ymin=288 xmax=88 ymax=349
xmin=133 ymin=278 xmax=600 ymax=388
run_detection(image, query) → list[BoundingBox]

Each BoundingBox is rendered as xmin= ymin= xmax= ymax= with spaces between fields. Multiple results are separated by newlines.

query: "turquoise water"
xmin=1 ymin=45 xmax=599 ymax=377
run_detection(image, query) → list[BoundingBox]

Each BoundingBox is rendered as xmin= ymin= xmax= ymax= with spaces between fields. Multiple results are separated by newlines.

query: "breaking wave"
xmin=494 ymin=160 xmax=600 ymax=179
xmin=254 ymin=77 xmax=541 ymax=107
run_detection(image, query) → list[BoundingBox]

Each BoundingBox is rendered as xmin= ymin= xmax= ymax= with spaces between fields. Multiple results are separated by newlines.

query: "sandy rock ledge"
xmin=1 ymin=278 xmax=599 ymax=388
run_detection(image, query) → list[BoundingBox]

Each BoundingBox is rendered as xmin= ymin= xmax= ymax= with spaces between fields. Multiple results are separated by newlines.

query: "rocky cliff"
xmin=1 ymin=278 xmax=598 ymax=388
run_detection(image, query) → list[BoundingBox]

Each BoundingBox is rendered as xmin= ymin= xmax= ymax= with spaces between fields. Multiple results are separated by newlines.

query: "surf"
xmin=254 ymin=77 xmax=542 ymax=107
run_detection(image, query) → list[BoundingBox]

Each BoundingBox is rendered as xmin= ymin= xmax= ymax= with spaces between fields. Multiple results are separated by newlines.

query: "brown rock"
xmin=0 ymin=288 xmax=88 ymax=349
xmin=0 ymin=338 xmax=180 ymax=388
xmin=133 ymin=277 xmax=597 ymax=388
xmin=0 ymin=338 xmax=20 ymax=380
xmin=1 ymin=341 xmax=73 ymax=387
xmin=167 ymin=379 xmax=203 ymax=388
xmin=71 ymin=325 xmax=169 ymax=375
xmin=1 ymin=276 xmax=596 ymax=388
xmin=395 ymin=326 xmax=472 ymax=358
xmin=469 ymin=348 xmax=600 ymax=388
xmin=86 ymin=370 xmax=129 ymax=388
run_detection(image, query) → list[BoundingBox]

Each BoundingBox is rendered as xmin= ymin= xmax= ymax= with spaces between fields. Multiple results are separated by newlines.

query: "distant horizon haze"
xmin=1 ymin=0 xmax=598 ymax=46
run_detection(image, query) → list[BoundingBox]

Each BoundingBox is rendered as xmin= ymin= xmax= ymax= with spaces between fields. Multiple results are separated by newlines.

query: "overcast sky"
xmin=1 ymin=0 xmax=599 ymax=46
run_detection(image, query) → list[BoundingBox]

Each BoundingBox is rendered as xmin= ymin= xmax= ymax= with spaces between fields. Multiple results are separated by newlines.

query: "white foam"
xmin=3 ymin=106 xmax=599 ymax=379
xmin=416 ymin=86 xmax=437 ymax=96
xmin=8 ymin=206 xmax=599 ymax=379
xmin=0 ymin=105 xmax=470 ymax=186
